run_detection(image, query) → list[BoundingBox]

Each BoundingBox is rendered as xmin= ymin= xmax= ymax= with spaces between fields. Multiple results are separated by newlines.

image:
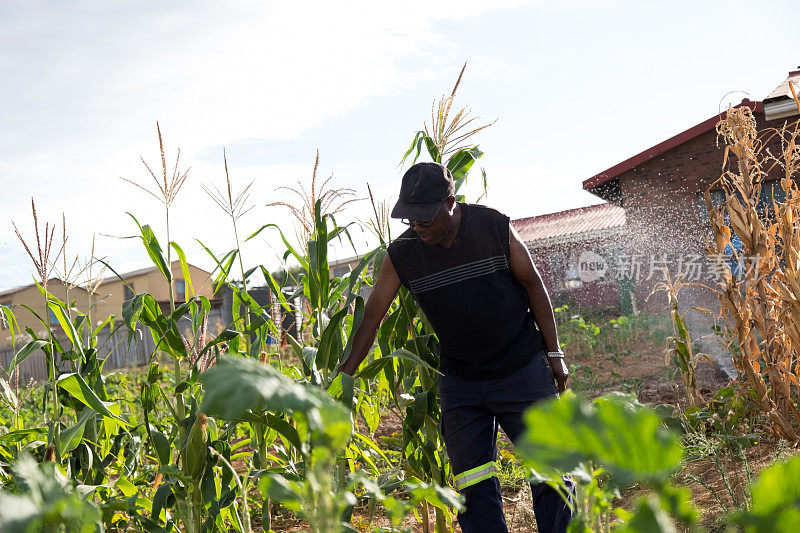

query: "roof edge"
xmin=583 ymin=99 xmax=763 ymax=193
xmin=511 ymin=202 xmax=620 ymax=225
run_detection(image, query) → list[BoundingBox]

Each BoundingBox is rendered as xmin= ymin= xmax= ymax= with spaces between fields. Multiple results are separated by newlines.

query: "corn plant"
xmin=200 ymin=355 xmax=462 ymax=533
xmin=704 ymin=95 xmax=800 ymax=441
xmin=0 ymin=454 xmax=102 ymax=532
xmin=649 ymin=277 xmax=712 ymax=407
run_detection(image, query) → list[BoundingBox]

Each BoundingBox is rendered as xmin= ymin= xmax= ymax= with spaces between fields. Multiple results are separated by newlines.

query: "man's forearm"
xmin=526 ymin=280 xmax=560 ymax=352
xmin=339 ymin=320 xmax=380 ymax=375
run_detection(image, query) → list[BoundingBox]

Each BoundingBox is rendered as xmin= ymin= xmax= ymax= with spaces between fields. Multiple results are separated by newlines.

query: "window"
xmin=697 ymin=180 xmax=786 ymax=223
xmin=757 ymin=180 xmax=787 ymax=216
xmin=550 ymin=252 xmax=585 ymax=290
xmin=124 ymin=284 xmax=135 ymax=301
xmin=564 ymin=254 xmax=584 ymax=289
xmin=49 ymin=308 xmax=59 ymax=326
xmin=175 ymin=280 xmax=186 ymax=301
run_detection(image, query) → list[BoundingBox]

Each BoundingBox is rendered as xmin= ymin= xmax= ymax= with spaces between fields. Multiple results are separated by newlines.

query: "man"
xmin=339 ymin=162 xmax=572 ymax=532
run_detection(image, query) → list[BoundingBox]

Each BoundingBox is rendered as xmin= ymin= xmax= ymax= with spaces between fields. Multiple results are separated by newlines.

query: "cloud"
xmin=0 ymin=0 xmax=536 ymax=290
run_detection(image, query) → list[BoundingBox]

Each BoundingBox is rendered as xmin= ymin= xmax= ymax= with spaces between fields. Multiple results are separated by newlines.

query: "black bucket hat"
xmin=391 ymin=162 xmax=455 ymax=220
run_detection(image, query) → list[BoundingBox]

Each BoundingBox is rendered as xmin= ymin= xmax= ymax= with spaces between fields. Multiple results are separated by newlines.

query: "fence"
xmin=0 ymin=309 xmax=223 ymax=383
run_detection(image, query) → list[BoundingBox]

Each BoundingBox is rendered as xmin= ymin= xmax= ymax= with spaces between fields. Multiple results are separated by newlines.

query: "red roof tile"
xmin=512 ymin=203 xmax=625 ymax=244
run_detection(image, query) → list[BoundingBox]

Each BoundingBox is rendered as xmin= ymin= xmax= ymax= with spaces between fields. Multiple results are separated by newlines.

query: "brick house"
xmin=512 ymin=203 xmax=630 ymax=314
xmin=581 ymin=69 xmax=799 ymax=313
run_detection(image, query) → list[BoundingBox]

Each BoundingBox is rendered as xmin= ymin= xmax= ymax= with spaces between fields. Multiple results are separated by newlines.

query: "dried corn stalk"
xmin=706 ymin=95 xmax=800 ymax=441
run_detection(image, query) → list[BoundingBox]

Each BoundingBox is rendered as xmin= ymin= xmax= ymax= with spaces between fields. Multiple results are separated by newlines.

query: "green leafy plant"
xmin=0 ymin=455 xmax=102 ymax=533
xmin=518 ymin=391 xmax=694 ymax=532
xmin=649 ymin=278 xmax=711 ymax=407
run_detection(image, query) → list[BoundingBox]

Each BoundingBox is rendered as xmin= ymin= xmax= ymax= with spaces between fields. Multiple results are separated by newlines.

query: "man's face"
xmin=409 ymin=196 xmax=455 ymax=245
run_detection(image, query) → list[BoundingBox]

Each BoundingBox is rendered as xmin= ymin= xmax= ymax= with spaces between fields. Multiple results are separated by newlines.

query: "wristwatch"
xmin=547 ymin=351 xmax=565 ymax=358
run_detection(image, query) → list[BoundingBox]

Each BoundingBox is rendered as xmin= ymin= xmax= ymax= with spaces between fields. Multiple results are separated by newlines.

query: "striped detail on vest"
xmin=408 ymin=255 xmax=508 ymax=294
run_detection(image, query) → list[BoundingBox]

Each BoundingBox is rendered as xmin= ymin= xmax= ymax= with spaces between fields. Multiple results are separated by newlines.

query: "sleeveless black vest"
xmin=387 ymin=203 xmax=544 ymax=380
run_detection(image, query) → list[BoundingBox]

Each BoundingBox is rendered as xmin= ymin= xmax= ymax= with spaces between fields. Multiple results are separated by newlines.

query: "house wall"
xmin=612 ymin=111 xmax=782 ymax=313
xmin=528 ymin=234 xmax=624 ymax=314
xmin=1 ymin=280 xmax=90 ymax=347
xmin=1 ymin=262 xmax=218 ymax=348
xmin=94 ymin=262 xmax=218 ymax=320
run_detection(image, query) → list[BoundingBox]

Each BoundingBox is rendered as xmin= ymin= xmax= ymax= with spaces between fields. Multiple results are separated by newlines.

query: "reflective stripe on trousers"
xmin=454 ymin=461 xmax=497 ymax=490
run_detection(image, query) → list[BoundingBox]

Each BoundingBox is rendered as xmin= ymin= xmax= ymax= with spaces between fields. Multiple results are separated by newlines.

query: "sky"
xmin=1 ymin=0 xmax=799 ymax=292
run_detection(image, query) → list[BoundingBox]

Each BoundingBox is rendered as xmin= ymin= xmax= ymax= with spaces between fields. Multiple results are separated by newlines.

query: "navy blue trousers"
xmin=439 ymin=350 xmax=574 ymax=533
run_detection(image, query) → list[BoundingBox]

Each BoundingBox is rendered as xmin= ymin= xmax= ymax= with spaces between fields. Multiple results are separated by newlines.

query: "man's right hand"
xmin=549 ymin=355 xmax=569 ymax=393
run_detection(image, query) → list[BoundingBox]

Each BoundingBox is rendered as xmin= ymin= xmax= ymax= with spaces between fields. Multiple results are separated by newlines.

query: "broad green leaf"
xmin=170 ymin=241 xmax=194 ymax=298
xmin=150 ymin=428 xmax=171 ymax=465
xmin=730 ymin=456 xmax=800 ymax=531
xmin=201 ymin=355 xmax=331 ymax=418
xmin=340 ymin=296 xmax=365 ymax=367
xmin=46 ymin=300 xmax=82 ymax=352
xmin=246 ymin=223 xmax=309 ymax=271
xmin=58 ymin=408 xmax=96 ymax=455
xmin=260 ymin=265 xmax=293 ymax=313
xmin=0 ymin=456 xmax=101 ymax=532
xmin=102 ymin=400 xmax=124 ymax=440
xmin=447 ymin=146 xmax=483 ymax=184
xmin=75 ymin=479 xmax=116 ymax=500
xmin=423 ymin=136 xmax=440 ymax=163
xmin=128 ymin=213 xmax=172 ymax=283
xmin=8 ymin=340 xmax=47 ymax=371
xmin=617 ymin=496 xmax=677 ymax=533
xmin=115 ymin=476 xmax=137 ymax=497
xmin=259 ymin=474 xmax=303 ymax=513
xmin=0 ymin=428 xmax=47 ymax=444
xmin=91 ymin=314 xmax=115 ymax=339
xmin=517 ymin=392 xmax=683 ymax=488
xmin=400 ymin=130 xmax=426 ymax=166
xmin=195 ymin=242 xmax=238 ymax=292
xmin=266 ymin=413 xmax=302 ymax=451
xmin=199 ymin=328 xmax=239 ymax=356
xmin=57 ymin=373 xmax=128 ymax=425
xmin=122 ymin=293 xmax=145 ymax=333
xmin=355 ymin=348 xmax=439 ymax=381
xmin=327 ymin=372 xmax=354 ymax=408
xmin=404 ymin=478 xmax=464 ymax=513
xmin=200 ymin=356 xmax=351 ymax=448
xmin=317 ymin=306 xmax=348 ymax=371
xmin=404 ymin=391 xmax=428 ymax=433
xmin=151 ymin=482 xmax=173 ymax=523
xmin=0 ymin=305 xmax=18 ymax=346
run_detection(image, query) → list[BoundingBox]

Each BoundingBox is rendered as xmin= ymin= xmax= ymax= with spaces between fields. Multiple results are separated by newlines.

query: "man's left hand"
xmin=549 ymin=356 xmax=569 ymax=393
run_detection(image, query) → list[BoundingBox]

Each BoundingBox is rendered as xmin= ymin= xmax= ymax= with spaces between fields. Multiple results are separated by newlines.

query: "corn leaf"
xmin=170 ymin=241 xmax=194 ymax=299
xmin=57 ymin=373 xmax=128 ymax=425
xmin=128 ymin=213 xmax=172 ymax=283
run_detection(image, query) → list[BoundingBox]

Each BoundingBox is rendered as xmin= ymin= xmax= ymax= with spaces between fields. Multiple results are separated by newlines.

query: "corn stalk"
xmin=706 ymin=95 xmax=800 ymax=441
xmin=650 ymin=277 xmax=711 ymax=407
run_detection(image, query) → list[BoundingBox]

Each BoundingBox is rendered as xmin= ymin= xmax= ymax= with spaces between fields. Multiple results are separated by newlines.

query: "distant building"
xmin=513 ymin=203 xmax=630 ymax=314
xmin=581 ymin=69 xmax=799 ymax=313
xmin=0 ymin=261 xmax=220 ymax=348
xmin=1 ymin=279 xmax=90 ymax=347
xmin=328 ymin=254 xmax=374 ymax=301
